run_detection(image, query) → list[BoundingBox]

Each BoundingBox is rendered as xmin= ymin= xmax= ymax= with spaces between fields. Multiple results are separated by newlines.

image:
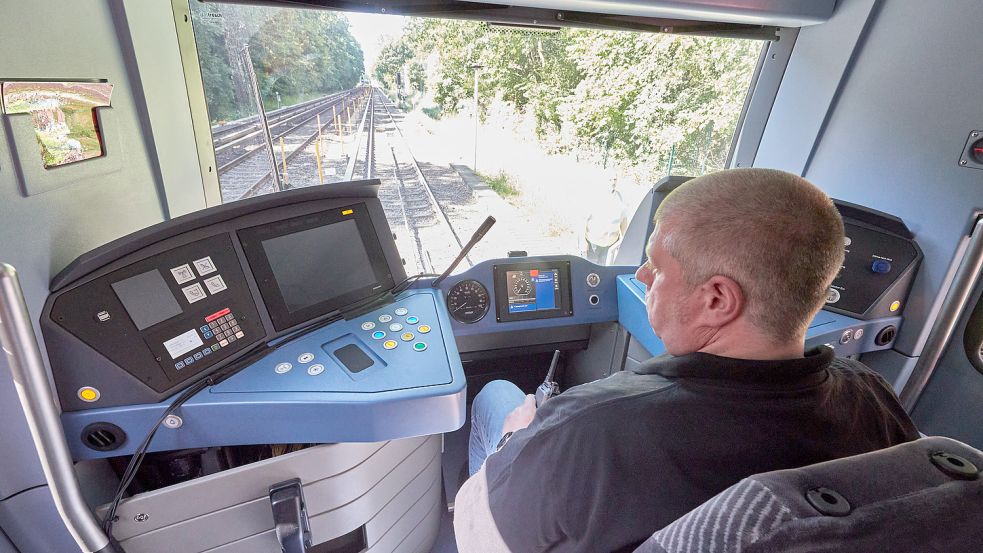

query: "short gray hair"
xmin=653 ymin=168 xmax=844 ymax=342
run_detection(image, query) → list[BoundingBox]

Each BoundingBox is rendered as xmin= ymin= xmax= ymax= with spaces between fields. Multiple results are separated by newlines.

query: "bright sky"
xmin=345 ymin=12 xmax=409 ymax=73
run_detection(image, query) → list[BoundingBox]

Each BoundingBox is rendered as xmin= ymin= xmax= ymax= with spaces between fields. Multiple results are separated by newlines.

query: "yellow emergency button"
xmin=890 ymin=300 xmax=901 ymax=312
xmin=383 ymin=340 xmax=398 ymax=350
xmin=342 ymin=209 xmax=354 ymax=215
xmin=78 ymin=387 xmax=100 ymax=402
xmin=418 ymin=325 xmax=431 ymax=334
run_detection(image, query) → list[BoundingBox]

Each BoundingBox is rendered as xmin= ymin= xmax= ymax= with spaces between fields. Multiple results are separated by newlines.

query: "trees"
xmin=374 ymin=20 xmax=759 ymax=179
xmin=190 ymin=3 xmax=365 ymax=123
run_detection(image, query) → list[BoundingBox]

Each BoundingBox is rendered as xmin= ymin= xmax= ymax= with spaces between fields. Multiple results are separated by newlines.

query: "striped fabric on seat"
xmin=634 ymin=437 xmax=983 ymax=553
xmin=640 ymin=479 xmax=792 ymax=553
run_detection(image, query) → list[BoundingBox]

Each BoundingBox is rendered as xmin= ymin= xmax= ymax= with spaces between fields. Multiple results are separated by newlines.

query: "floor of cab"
xmin=431 ymin=353 xmax=557 ymax=553
xmin=430 ymin=420 xmax=470 ymax=553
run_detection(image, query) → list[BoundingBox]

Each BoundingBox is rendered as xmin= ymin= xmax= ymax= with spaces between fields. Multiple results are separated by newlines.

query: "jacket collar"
xmin=633 ymin=346 xmax=834 ymax=385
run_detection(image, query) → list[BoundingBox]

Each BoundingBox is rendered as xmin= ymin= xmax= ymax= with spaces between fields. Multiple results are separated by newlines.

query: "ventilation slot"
xmin=874 ymin=325 xmax=897 ymax=346
xmin=82 ymin=422 xmax=126 ymax=452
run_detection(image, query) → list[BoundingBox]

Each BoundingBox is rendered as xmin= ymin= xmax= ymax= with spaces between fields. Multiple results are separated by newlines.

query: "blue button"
xmin=202 ymin=348 xmax=212 ymax=356
xmin=185 ymin=356 xmax=195 ymax=365
xmin=406 ymin=316 xmax=419 ymax=325
xmin=203 ymin=331 xmax=213 ymax=339
xmin=194 ymin=352 xmax=204 ymax=360
xmin=871 ymin=259 xmax=892 ymax=274
xmin=175 ymin=361 xmax=185 ymax=370
xmin=372 ymin=330 xmax=386 ymax=340
xmin=200 ymin=325 xmax=209 ymax=333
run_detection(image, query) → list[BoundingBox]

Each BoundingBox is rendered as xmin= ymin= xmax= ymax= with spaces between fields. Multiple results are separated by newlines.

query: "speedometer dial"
xmin=447 ymin=280 xmax=490 ymax=324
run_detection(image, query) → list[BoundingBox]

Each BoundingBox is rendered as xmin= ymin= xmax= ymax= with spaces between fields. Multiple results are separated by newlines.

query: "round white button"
xmin=274 ymin=362 xmax=292 ymax=374
xmin=361 ymin=321 xmax=376 ymax=331
xmin=298 ymin=353 xmax=314 ymax=364
xmin=854 ymin=328 xmax=865 ymax=339
xmin=395 ymin=307 xmax=409 ymax=316
xmin=389 ymin=323 xmax=404 ymax=332
xmin=307 ymin=364 xmax=325 ymax=376
xmin=825 ymin=288 xmax=841 ymax=304
xmin=379 ymin=314 xmax=393 ymax=323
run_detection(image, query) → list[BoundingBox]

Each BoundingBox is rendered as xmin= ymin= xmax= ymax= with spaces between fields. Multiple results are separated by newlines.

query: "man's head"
xmin=633 ymin=168 xmax=844 ymax=358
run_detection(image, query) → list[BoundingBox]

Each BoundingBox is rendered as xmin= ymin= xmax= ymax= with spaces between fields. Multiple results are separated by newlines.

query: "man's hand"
xmin=501 ymin=394 xmax=537 ymax=435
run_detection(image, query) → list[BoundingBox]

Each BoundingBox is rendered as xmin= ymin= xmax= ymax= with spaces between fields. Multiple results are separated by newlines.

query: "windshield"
xmin=187 ymin=3 xmax=762 ymax=273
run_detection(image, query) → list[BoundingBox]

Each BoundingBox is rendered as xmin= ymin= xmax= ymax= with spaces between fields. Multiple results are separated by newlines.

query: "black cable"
xmin=100 ymin=271 xmax=439 ymax=542
xmin=102 ymin=375 xmax=213 ymax=538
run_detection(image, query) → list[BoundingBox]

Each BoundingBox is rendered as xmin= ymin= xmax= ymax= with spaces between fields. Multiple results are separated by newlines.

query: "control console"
xmin=825 ymin=200 xmax=922 ymax=319
xmin=42 ymin=184 xmax=465 ymax=460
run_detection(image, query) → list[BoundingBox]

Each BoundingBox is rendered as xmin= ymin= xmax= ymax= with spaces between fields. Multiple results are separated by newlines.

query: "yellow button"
xmin=401 ymin=332 xmax=414 ymax=341
xmin=418 ymin=325 xmax=431 ymax=334
xmin=78 ymin=387 xmax=99 ymax=402
xmin=383 ymin=340 xmax=398 ymax=350
xmin=890 ymin=300 xmax=901 ymax=312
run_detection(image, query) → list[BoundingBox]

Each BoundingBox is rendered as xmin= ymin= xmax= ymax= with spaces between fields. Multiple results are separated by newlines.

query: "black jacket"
xmin=454 ymin=347 xmax=919 ymax=553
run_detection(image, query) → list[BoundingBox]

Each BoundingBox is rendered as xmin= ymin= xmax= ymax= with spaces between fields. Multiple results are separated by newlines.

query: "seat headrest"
xmin=634 ymin=436 xmax=983 ymax=553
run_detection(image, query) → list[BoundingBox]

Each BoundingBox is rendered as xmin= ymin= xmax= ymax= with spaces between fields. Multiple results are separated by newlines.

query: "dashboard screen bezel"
xmin=492 ymin=260 xmax=573 ymax=322
xmin=238 ymin=204 xmax=395 ymax=331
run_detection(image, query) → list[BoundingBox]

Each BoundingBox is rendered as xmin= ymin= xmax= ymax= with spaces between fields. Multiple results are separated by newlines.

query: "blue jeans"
xmin=469 ymin=380 xmax=526 ymax=476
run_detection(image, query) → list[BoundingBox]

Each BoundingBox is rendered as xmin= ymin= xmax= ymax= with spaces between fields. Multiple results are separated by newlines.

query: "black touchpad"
xmin=335 ymin=344 xmax=374 ymax=373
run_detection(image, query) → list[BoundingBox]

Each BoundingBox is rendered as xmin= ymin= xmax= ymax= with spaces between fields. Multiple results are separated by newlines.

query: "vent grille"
xmin=82 ymin=422 xmax=125 ymax=452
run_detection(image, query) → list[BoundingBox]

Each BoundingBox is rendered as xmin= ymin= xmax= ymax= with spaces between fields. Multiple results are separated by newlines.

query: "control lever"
xmin=431 ymin=216 xmax=496 ymax=288
xmin=269 ymin=478 xmax=312 ymax=553
xmin=536 ymin=350 xmax=561 ymax=407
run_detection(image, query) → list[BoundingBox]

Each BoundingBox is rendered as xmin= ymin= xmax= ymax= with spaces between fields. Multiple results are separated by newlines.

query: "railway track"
xmin=214 ymin=86 xmax=472 ymax=274
xmin=215 ymin=87 xmax=368 ymax=201
xmin=348 ymin=89 xmax=470 ymax=274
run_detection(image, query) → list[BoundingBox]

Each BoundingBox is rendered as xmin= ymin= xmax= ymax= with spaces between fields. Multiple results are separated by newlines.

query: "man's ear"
xmin=696 ymin=275 xmax=744 ymax=327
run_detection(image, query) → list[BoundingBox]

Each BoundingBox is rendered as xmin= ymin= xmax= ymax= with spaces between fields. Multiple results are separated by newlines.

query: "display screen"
xmin=493 ymin=260 xmax=573 ymax=322
xmin=506 ymin=269 xmax=561 ymax=314
xmin=262 ymin=219 xmax=375 ymax=313
xmin=239 ymin=205 xmax=395 ymax=332
xmin=111 ymin=269 xmax=183 ymax=330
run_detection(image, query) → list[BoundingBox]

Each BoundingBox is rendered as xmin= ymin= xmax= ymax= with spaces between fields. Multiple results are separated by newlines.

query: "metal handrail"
xmin=0 ymin=264 xmax=118 ymax=553
xmin=900 ymin=216 xmax=983 ymax=411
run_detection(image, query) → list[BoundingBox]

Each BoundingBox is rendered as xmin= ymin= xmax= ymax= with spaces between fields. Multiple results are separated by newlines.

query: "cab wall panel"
xmin=0 ymin=0 xmax=205 ymax=508
xmin=755 ymin=0 xmax=983 ymax=357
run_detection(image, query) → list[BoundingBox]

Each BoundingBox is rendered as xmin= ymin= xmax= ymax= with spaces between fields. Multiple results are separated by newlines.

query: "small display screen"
xmin=112 ymin=269 xmax=183 ymax=330
xmin=261 ymin=219 xmax=375 ymax=313
xmin=494 ymin=260 xmax=573 ymax=323
xmin=506 ymin=269 xmax=561 ymax=314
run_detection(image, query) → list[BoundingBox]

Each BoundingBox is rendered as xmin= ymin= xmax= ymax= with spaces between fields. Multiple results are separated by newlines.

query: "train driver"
xmin=454 ymin=168 xmax=919 ymax=552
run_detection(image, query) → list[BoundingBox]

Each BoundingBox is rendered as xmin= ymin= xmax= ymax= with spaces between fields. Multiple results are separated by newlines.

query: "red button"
xmin=205 ymin=308 xmax=231 ymax=322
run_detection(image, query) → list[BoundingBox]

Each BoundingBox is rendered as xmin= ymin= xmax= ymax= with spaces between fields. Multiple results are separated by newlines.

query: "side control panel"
xmin=46 ymin=233 xmax=264 ymax=410
xmin=824 ymin=202 xmax=922 ymax=320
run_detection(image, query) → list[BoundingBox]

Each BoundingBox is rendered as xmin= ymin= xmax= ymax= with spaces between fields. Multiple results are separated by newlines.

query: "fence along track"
xmin=229 ymin=88 xmax=371 ymax=200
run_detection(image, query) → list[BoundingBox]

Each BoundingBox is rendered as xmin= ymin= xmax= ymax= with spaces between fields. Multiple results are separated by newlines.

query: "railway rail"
xmin=347 ymin=89 xmax=469 ymax=274
xmin=213 ymin=86 xmax=472 ymax=274
xmin=215 ymin=86 xmax=368 ymax=200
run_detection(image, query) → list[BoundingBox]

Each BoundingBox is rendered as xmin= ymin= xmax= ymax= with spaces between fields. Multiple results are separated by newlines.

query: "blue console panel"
xmin=439 ymin=256 xmax=637 ymax=335
xmin=62 ymin=289 xmax=466 ymax=461
xmin=616 ymin=275 xmax=903 ymax=357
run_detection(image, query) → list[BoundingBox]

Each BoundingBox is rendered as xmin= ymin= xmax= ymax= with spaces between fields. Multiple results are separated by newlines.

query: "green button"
xmin=413 ymin=342 xmax=427 ymax=352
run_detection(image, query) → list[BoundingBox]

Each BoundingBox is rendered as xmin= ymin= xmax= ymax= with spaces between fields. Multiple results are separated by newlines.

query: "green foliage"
xmin=374 ymin=20 xmax=759 ymax=179
xmin=477 ymin=170 xmax=519 ymax=197
xmin=190 ymin=4 xmax=365 ymax=124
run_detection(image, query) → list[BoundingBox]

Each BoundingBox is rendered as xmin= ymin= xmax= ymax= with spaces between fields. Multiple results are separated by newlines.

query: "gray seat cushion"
xmin=634 ymin=436 xmax=983 ymax=553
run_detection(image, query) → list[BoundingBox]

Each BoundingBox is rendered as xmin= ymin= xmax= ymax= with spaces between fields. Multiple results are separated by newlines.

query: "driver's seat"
xmin=633 ymin=436 xmax=983 ymax=553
